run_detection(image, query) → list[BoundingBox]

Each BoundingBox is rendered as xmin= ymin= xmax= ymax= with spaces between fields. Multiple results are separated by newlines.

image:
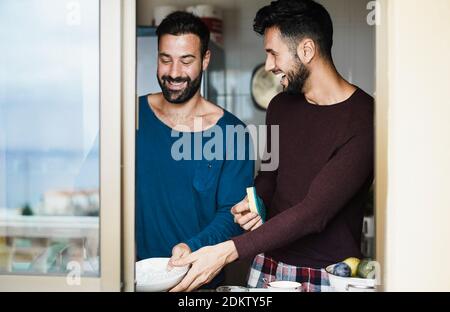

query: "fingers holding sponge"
xmin=246 ymin=187 xmax=266 ymax=223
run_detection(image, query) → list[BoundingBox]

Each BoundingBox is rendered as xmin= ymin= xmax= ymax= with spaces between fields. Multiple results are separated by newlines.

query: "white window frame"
xmin=0 ymin=0 xmax=130 ymax=291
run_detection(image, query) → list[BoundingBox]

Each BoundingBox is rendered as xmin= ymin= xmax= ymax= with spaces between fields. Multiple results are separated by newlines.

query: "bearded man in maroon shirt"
xmin=171 ymin=0 xmax=374 ymax=292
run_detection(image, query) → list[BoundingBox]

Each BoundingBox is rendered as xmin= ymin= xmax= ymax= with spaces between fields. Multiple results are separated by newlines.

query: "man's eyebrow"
xmin=180 ymin=54 xmax=196 ymax=59
xmin=265 ymin=48 xmax=277 ymax=54
xmin=158 ymin=53 xmax=195 ymax=59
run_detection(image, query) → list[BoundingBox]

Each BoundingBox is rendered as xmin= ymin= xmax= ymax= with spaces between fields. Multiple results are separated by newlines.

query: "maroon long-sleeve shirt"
xmin=232 ymin=88 xmax=374 ymax=269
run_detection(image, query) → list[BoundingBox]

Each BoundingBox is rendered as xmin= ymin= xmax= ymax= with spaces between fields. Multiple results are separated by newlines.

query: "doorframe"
xmin=375 ymin=0 xmax=389 ymax=292
xmin=121 ymin=0 xmax=137 ymax=293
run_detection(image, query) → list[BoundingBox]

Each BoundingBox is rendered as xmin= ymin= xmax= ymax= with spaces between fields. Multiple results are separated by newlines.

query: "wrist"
xmin=222 ymin=240 xmax=239 ymax=263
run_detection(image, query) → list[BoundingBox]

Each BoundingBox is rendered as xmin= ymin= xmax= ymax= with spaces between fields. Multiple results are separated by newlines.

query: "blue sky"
xmin=0 ymin=0 xmax=101 ymax=209
xmin=0 ymin=0 xmax=99 ymax=153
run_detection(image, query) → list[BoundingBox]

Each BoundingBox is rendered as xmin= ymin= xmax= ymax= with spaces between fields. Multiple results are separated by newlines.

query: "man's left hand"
xmin=169 ymin=240 xmax=239 ymax=292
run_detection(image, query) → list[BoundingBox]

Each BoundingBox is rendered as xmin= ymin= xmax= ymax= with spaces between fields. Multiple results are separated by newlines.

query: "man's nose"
xmin=265 ymin=55 xmax=275 ymax=72
xmin=169 ymin=62 xmax=182 ymax=78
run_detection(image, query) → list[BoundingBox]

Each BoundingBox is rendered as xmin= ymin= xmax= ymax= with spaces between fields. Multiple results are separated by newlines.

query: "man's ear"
xmin=202 ymin=50 xmax=211 ymax=71
xmin=296 ymin=38 xmax=316 ymax=64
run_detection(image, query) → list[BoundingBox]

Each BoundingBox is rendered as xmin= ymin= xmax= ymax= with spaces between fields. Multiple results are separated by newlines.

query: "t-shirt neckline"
xmin=144 ymin=94 xmax=226 ymax=134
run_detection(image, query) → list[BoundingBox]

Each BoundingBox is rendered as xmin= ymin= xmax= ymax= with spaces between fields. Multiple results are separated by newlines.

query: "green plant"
xmin=21 ymin=203 xmax=34 ymax=216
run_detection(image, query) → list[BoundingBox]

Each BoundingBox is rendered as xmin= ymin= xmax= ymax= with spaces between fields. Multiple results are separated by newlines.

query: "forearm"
xmin=186 ymin=212 xmax=243 ymax=252
xmin=232 ymin=195 xmax=323 ymax=259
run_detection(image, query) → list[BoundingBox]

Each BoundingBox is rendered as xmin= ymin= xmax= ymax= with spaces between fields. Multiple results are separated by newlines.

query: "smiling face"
xmin=263 ymin=27 xmax=310 ymax=95
xmin=157 ymin=33 xmax=210 ymax=104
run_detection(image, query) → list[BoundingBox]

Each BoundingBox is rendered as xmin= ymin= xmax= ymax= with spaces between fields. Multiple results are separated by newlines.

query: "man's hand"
xmin=231 ymin=196 xmax=263 ymax=231
xmin=169 ymin=240 xmax=239 ymax=292
xmin=167 ymin=243 xmax=191 ymax=271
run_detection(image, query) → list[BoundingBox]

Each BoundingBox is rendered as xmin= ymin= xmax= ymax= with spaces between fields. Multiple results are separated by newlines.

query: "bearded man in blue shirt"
xmin=136 ymin=12 xmax=254 ymax=289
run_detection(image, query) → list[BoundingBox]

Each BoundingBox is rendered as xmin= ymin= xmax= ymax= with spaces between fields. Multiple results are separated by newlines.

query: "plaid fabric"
xmin=247 ymin=254 xmax=331 ymax=292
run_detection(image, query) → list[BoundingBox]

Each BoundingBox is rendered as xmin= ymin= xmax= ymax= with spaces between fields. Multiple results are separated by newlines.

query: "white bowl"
xmin=136 ymin=258 xmax=189 ymax=292
xmin=267 ymin=281 xmax=302 ymax=292
xmin=326 ymin=264 xmax=377 ymax=292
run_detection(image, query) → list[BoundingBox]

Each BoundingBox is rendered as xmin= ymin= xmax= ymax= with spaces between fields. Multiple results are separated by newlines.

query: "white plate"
xmin=267 ymin=281 xmax=302 ymax=292
xmin=136 ymin=258 xmax=189 ymax=292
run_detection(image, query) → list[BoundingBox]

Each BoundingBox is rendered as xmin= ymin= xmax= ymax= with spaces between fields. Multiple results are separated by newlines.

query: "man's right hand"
xmin=231 ymin=196 xmax=262 ymax=231
xmin=167 ymin=243 xmax=191 ymax=271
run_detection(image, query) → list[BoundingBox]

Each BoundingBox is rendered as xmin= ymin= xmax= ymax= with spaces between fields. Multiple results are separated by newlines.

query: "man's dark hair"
xmin=254 ymin=0 xmax=334 ymax=61
xmin=156 ymin=11 xmax=210 ymax=58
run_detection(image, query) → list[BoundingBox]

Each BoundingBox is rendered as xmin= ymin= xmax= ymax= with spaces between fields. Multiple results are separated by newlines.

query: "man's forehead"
xmin=159 ymin=34 xmax=201 ymax=54
xmin=264 ymin=27 xmax=282 ymax=45
xmin=264 ymin=28 xmax=289 ymax=54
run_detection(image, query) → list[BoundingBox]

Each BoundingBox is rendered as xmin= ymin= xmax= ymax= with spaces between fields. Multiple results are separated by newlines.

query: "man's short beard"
xmin=284 ymin=55 xmax=310 ymax=95
xmin=158 ymin=71 xmax=203 ymax=104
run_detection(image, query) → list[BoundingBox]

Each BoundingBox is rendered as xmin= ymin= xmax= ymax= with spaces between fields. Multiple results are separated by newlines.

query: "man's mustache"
xmin=162 ymin=76 xmax=191 ymax=83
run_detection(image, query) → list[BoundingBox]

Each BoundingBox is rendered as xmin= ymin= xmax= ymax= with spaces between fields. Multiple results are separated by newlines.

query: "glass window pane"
xmin=0 ymin=0 xmax=100 ymax=277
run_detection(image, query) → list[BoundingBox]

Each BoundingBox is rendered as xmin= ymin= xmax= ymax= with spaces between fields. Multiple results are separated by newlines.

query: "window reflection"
xmin=0 ymin=0 xmax=100 ymax=276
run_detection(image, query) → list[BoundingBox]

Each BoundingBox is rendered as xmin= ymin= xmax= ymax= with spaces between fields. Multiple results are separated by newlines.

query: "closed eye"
xmin=181 ymin=56 xmax=195 ymax=65
xmin=265 ymin=49 xmax=278 ymax=56
xmin=159 ymin=57 xmax=171 ymax=64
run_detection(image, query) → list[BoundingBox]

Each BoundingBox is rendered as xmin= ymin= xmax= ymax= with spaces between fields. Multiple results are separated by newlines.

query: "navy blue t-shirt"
xmin=136 ymin=95 xmax=254 ymax=260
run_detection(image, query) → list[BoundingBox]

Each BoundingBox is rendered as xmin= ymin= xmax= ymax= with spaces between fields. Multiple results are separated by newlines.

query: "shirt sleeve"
xmin=232 ymin=127 xmax=374 ymax=260
xmin=186 ymin=129 xmax=255 ymax=252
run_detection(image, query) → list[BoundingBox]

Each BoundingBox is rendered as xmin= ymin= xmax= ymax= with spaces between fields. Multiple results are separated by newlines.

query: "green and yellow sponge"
xmin=246 ymin=187 xmax=266 ymax=223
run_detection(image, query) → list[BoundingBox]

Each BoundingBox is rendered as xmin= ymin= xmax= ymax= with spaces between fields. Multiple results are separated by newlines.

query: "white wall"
xmin=321 ymin=0 xmax=375 ymax=96
xmin=377 ymin=0 xmax=450 ymax=291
